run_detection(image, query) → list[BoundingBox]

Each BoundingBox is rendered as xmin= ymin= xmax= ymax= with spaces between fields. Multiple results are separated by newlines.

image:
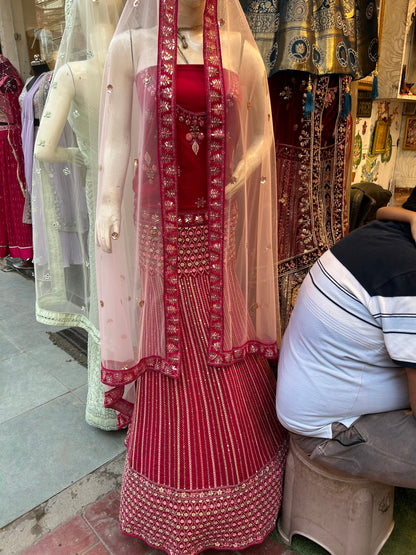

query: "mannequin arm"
xmin=95 ymin=33 xmax=134 ymax=253
xmin=225 ymin=43 xmax=273 ymax=199
xmin=34 ymin=64 xmax=83 ymax=165
xmin=376 ymin=206 xmax=416 ymax=241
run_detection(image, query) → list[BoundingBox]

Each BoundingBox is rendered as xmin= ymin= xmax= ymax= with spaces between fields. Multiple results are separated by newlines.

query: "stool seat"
xmin=277 ymin=436 xmax=395 ymax=555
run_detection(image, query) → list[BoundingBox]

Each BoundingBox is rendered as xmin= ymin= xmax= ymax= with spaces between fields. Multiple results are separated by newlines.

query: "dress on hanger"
xmin=239 ymin=1 xmax=376 ymax=332
xmin=0 ymin=55 xmax=33 ymax=259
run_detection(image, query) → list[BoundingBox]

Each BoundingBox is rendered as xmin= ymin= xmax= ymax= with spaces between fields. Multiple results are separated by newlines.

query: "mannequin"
xmin=34 ymin=23 xmax=117 ymax=166
xmin=18 ymin=55 xmax=51 ymax=248
xmin=33 ymin=6 xmax=58 ymax=66
xmin=26 ymin=55 xmax=50 ymax=92
xmin=95 ymin=1 xmax=287 ymax=553
xmin=32 ymin=0 xmax=124 ymax=431
xmin=96 ymin=3 xmax=272 ymax=250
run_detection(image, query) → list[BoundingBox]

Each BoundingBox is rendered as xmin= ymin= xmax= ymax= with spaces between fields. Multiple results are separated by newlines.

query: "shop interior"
xmin=0 ymin=1 xmax=416 ymax=554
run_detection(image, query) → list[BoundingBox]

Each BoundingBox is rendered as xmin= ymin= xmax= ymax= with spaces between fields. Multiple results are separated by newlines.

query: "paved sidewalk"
xmin=19 ymin=489 xmax=294 ymax=555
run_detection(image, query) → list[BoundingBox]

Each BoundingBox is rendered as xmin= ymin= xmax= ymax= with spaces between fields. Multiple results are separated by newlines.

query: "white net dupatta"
xmin=33 ymin=0 xmax=125 ymax=336
xmin=96 ymin=0 xmax=280 ymax=426
xmin=32 ymin=0 xmax=125 ymax=430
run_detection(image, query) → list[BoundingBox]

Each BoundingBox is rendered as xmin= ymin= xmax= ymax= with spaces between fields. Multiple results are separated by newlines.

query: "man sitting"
xmin=276 ymin=188 xmax=416 ymax=487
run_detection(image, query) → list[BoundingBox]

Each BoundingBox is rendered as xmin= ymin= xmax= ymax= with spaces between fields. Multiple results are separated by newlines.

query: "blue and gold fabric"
xmin=240 ymin=0 xmax=378 ymax=78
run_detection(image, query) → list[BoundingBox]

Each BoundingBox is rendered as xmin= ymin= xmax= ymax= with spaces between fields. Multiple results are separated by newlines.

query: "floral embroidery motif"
xmin=119 ymin=452 xmax=286 ymax=555
xmin=143 ymin=152 xmax=157 ymax=182
xmin=177 ymin=105 xmax=206 ymax=155
xmin=280 ymin=86 xmax=293 ymax=101
xmin=142 ymin=71 xmax=156 ymax=96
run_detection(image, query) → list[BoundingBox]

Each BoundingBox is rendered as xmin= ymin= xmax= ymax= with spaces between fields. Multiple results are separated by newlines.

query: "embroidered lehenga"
xmin=96 ymin=1 xmax=288 ymax=553
xmin=240 ymin=0 xmax=378 ymax=331
xmin=0 ymin=55 xmax=33 ymax=259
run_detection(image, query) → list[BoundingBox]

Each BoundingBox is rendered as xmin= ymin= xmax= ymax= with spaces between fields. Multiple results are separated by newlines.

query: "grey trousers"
xmin=291 ymin=410 xmax=416 ymax=488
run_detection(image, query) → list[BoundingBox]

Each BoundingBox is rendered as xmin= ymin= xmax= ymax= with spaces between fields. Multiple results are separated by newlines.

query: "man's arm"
xmin=376 ymin=206 xmax=416 ymax=241
xmin=406 ymin=367 xmax=416 ymax=415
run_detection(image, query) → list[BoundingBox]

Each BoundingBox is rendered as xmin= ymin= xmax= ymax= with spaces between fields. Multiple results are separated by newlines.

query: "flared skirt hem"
xmin=119 ymin=447 xmax=287 ymax=555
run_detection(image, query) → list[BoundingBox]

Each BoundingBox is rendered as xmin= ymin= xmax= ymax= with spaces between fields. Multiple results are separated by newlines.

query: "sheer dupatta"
xmin=33 ymin=0 xmax=124 ymax=337
xmin=96 ymin=0 xmax=280 ymax=426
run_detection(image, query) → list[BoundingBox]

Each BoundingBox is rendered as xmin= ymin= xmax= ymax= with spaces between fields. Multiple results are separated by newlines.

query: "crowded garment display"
xmin=18 ymin=56 xmax=52 ymax=273
xmin=240 ymin=0 xmax=379 ymax=331
xmin=0 ymin=54 xmax=33 ymax=261
xmin=95 ymin=0 xmax=288 ymax=553
xmin=32 ymin=0 xmax=125 ymax=430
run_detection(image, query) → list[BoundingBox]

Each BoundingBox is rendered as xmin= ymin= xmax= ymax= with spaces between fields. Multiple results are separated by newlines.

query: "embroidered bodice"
xmin=135 ymin=65 xmax=240 ymax=213
xmin=175 ymin=65 xmax=207 ymax=212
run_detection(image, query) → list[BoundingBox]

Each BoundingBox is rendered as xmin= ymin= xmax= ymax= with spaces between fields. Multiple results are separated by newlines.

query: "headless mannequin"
xmin=23 ymin=56 xmax=50 ymax=128
xmin=27 ymin=56 xmax=50 ymax=92
xmin=34 ymin=21 xmax=117 ymax=167
xmin=15 ymin=58 xmax=50 ymax=269
xmin=95 ymin=0 xmax=270 ymax=253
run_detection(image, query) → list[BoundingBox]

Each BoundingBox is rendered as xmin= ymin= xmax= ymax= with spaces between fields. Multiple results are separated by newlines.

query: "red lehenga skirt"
xmin=119 ymin=211 xmax=288 ymax=554
xmin=0 ymin=124 xmax=33 ymax=259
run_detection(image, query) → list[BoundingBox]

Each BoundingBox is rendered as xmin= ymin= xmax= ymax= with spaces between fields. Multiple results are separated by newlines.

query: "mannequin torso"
xmin=96 ymin=21 xmax=268 ymax=252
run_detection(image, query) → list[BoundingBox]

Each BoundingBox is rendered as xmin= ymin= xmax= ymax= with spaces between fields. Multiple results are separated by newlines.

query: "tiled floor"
xmin=0 ymin=263 xmax=126 ymax=531
xmin=0 ymin=261 xmax=297 ymax=555
xmin=20 ymin=490 xmax=294 ymax=555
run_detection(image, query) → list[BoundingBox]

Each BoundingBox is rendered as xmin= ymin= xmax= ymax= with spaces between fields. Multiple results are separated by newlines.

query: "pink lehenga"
xmin=0 ymin=56 xmax=32 ymax=259
xmin=96 ymin=2 xmax=288 ymax=553
xmin=112 ymin=65 xmax=287 ymax=554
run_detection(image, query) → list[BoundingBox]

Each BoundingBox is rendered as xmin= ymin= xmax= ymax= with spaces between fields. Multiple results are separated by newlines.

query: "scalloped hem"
xmin=101 ymin=339 xmax=279 ymax=386
xmin=118 ymin=449 xmax=287 ymax=555
xmin=120 ymin=523 xmax=277 ymax=555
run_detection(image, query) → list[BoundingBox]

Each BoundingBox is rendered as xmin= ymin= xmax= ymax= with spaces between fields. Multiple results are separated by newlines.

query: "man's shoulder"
xmin=330 ymin=221 xmax=416 ymax=297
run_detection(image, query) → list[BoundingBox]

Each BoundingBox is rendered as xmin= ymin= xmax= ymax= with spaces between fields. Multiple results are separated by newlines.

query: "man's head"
xmin=402 ymin=187 xmax=416 ymax=213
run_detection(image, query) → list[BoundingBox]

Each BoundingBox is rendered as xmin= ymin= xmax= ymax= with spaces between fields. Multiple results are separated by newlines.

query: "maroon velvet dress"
xmin=0 ymin=69 xmax=33 ymax=259
xmin=118 ymin=65 xmax=287 ymax=554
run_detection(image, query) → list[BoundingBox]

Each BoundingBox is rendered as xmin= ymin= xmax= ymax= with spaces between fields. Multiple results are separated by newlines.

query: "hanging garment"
xmin=240 ymin=0 xmax=378 ymax=78
xmin=239 ymin=2 xmax=362 ymax=332
xmin=0 ymin=55 xmax=33 ymax=259
xmin=95 ymin=1 xmax=288 ymax=553
xmin=270 ymin=71 xmax=352 ymax=331
xmin=20 ymin=72 xmax=50 ymax=197
xmin=19 ymin=71 xmax=52 ymax=224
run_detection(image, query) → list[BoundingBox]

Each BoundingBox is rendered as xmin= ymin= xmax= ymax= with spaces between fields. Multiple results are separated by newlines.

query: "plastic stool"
xmin=277 ymin=437 xmax=395 ymax=555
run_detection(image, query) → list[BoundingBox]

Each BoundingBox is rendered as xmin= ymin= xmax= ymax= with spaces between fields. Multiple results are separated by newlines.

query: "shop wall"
xmin=352 ymin=98 xmax=416 ymax=192
xmin=11 ymin=0 xmax=31 ymax=80
xmin=395 ymin=108 xmax=416 ymax=187
xmin=352 ymin=99 xmax=400 ymax=189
